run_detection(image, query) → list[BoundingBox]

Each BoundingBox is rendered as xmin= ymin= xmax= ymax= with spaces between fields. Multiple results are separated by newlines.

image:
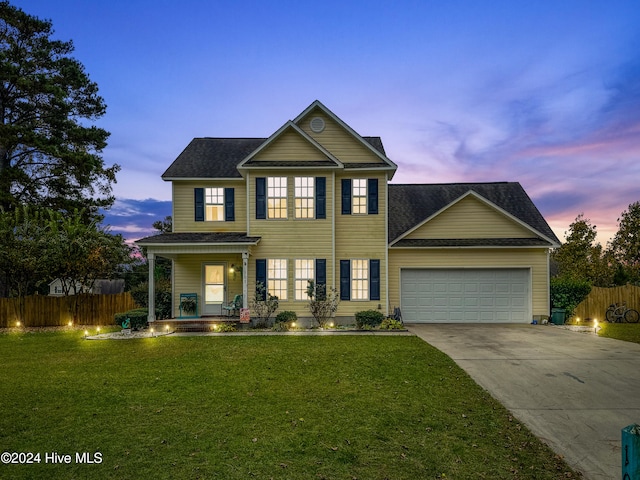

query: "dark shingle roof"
xmin=162 ymin=137 xmax=387 ymax=179
xmin=136 ymin=232 xmax=261 ymax=245
xmin=388 ymin=183 xmax=559 ymax=245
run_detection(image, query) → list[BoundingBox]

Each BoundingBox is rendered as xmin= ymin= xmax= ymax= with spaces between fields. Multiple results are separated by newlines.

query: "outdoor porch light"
xmin=229 ymin=264 xmax=235 ymax=273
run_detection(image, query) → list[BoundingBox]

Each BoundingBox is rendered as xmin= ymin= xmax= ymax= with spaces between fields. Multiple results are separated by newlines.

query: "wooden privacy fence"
xmin=0 ymin=293 xmax=138 ymax=327
xmin=573 ymin=285 xmax=640 ymax=320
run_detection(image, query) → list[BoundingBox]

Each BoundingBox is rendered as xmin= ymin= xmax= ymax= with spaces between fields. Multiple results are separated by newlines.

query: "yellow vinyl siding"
xmin=297 ymin=111 xmax=386 ymax=165
xmin=172 ymin=254 xmax=244 ymax=318
xmin=334 ymin=172 xmax=388 ymax=316
xmin=388 ymin=248 xmax=550 ymax=317
xmin=252 ymin=130 xmax=329 ymax=161
xmin=405 ymin=195 xmax=534 ymax=240
xmin=246 ymin=169 xmax=334 ymax=317
xmin=172 ymin=181 xmax=246 ymax=233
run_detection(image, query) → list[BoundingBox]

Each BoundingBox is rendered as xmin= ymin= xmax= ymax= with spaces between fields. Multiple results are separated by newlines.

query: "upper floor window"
xmin=294 ymin=177 xmax=314 ymax=219
xmin=205 ymin=188 xmax=224 ymax=221
xmin=352 ymin=179 xmax=367 ymax=214
xmin=267 ymin=177 xmax=287 ymax=219
xmin=195 ymin=187 xmax=234 ymax=222
xmin=342 ymin=178 xmax=377 ymax=216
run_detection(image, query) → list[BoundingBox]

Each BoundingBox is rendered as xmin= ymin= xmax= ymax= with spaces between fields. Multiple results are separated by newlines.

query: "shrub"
xmin=355 ymin=310 xmax=384 ymax=329
xmin=380 ymin=318 xmax=404 ymax=330
xmin=550 ymin=277 xmax=592 ymax=319
xmin=128 ymin=278 xmax=172 ymax=320
xmin=114 ymin=308 xmax=149 ymax=331
xmin=275 ymin=311 xmax=297 ymax=324
xmin=215 ymin=323 xmax=237 ymax=332
xmin=307 ymin=281 xmax=340 ymax=328
xmin=271 ymin=321 xmax=290 ymax=332
xmin=250 ymin=282 xmax=279 ymax=325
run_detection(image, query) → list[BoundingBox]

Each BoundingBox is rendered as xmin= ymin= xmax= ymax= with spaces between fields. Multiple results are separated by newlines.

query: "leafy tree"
xmin=0 ymin=205 xmax=49 ymax=318
xmin=45 ymin=210 xmax=132 ymax=321
xmin=609 ymin=201 xmax=640 ymax=283
xmin=552 ymin=214 xmax=613 ymax=286
xmin=550 ymin=277 xmax=592 ymax=319
xmin=152 ymin=215 xmax=172 ymax=234
xmin=0 ymin=2 xmax=118 ymax=216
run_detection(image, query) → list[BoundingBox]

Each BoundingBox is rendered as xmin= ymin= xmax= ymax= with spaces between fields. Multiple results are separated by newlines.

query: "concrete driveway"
xmin=407 ymin=324 xmax=640 ymax=480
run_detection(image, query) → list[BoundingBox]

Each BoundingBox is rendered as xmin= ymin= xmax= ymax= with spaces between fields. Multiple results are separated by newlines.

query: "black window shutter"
xmin=315 ymin=259 xmax=326 ymax=286
xmin=256 ymin=177 xmax=266 ymax=219
xmin=340 ymin=260 xmax=350 ymax=301
xmin=341 ymin=179 xmax=351 ymax=215
xmin=256 ymin=259 xmax=267 ymax=301
xmin=368 ymin=179 xmax=378 ymax=215
xmin=194 ymin=188 xmax=204 ymax=222
xmin=370 ymin=259 xmax=380 ymax=301
xmin=224 ymin=188 xmax=235 ymax=221
xmin=316 ymin=177 xmax=326 ymax=219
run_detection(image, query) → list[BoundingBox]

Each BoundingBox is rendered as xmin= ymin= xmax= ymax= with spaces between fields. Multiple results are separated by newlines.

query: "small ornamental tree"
xmin=250 ymin=282 xmax=279 ymax=326
xmin=306 ymin=280 xmax=340 ymax=328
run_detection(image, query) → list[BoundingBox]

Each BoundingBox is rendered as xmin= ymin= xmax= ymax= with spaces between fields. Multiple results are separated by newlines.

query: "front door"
xmin=203 ymin=264 xmax=225 ymax=315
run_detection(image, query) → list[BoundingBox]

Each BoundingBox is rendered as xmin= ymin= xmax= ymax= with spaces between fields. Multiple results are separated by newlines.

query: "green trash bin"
xmin=622 ymin=424 xmax=640 ymax=479
xmin=551 ymin=308 xmax=566 ymax=325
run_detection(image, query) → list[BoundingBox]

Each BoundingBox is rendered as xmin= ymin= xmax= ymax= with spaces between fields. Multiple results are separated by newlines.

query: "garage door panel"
xmin=401 ymin=268 xmax=530 ymax=323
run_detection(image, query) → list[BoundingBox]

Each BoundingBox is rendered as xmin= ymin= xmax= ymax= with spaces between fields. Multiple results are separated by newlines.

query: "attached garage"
xmin=400 ymin=268 xmax=531 ymax=323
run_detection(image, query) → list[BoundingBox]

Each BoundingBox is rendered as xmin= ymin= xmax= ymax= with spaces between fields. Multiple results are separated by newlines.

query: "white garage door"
xmin=401 ymin=268 xmax=530 ymax=323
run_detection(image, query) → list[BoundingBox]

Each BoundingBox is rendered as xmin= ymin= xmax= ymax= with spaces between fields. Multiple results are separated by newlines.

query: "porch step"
xmin=155 ymin=318 xmax=238 ymax=333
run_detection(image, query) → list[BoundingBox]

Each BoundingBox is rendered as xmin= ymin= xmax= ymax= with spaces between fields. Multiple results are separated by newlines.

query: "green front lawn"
xmin=0 ymin=331 xmax=578 ymax=479
xmin=597 ymin=322 xmax=640 ymax=344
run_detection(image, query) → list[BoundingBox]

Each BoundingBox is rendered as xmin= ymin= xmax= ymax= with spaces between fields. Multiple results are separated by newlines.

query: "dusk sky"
xmin=11 ymin=0 xmax=640 ymax=245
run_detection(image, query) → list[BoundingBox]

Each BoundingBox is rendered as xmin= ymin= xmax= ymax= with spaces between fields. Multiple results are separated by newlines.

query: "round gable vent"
xmin=310 ymin=116 xmax=325 ymax=133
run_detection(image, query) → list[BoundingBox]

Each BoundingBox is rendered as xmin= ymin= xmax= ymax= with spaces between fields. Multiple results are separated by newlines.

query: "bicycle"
xmin=605 ymin=302 xmax=640 ymax=323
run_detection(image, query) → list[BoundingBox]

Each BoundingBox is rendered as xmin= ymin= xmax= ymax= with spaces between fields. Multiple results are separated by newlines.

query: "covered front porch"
xmin=136 ymin=232 xmax=261 ymax=323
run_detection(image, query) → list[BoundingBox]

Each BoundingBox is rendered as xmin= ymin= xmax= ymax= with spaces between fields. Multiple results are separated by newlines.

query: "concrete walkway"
xmin=407 ymin=324 xmax=640 ymax=480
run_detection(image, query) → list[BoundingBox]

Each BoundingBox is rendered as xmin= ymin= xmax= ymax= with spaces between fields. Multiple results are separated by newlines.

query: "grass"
xmin=0 ymin=330 xmax=579 ymax=479
xmin=597 ymin=322 xmax=640 ymax=344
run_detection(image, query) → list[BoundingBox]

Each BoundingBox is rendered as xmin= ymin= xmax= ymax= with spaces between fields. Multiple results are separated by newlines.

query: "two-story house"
xmin=137 ymin=100 xmax=559 ymax=325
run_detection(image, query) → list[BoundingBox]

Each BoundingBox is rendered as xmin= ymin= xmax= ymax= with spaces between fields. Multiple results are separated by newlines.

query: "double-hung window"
xmin=267 ymin=177 xmax=287 ymax=219
xmin=294 ymin=177 xmax=314 ymax=219
xmin=267 ymin=259 xmax=288 ymax=300
xmin=352 ymin=179 xmax=367 ymax=214
xmin=351 ymin=259 xmax=369 ymax=300
xmin=294 ymin=259 xmax=314 ymax=300
xmin=205 ymin=187 xmax=224 ymax=221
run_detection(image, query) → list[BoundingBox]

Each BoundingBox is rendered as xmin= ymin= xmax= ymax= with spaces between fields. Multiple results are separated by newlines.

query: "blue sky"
xmin=11 ymin=0 xmax=640 ymax=245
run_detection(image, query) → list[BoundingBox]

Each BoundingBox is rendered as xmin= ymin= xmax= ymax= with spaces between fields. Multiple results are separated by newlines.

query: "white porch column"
xmin=242 ymin=251 xmax=249 ymax=308
xmin=148 ymin=252 xmax=156 ymax=322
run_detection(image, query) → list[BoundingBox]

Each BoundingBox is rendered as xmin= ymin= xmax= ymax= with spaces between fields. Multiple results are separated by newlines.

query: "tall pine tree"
xmin=0 ymin=1 xmax=118 ymax=217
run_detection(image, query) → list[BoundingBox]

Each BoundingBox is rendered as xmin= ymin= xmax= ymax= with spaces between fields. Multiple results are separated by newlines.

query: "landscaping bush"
xmin=114 ymin=308 xmax=149 ymax=330
xmin=307 ymin=281 xmax=340 ymax=328
xmin=250 ymin=282 xmax=279 ymax=325
xmin=275 ymin=310 xmax=297 ymax=323
xmin=271 ymin=311 xmax=296 ymax=331
xmin=550 ymin=277 xmax=592 ymax=319
xmin=355 ymin=310 xmax=384 ymax=329
xmin=128 ymin=278 xmax=172 ymax=320
xmin=380 ymin=318 xmax=405 ymax=330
